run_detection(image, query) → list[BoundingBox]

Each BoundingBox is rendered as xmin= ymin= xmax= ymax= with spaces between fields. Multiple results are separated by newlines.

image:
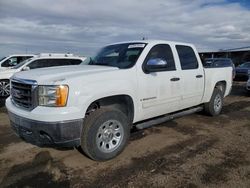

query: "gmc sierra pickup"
xmin=6 ymin=40 xmax=233 ymax=161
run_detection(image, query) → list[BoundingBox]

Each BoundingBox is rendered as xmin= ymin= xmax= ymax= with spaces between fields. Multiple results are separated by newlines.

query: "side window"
xmin=1 ymin=56 xmax=33 ymax=67
xmin=27 ymin=59 xmax=82 ymax=69
xmin=27 ymin=59 xmax=48 ymax=69
xmin=68 ymin=59 xmax=82 ymax=65
xmin=1 ymin=57 xmax=18 ymax=67
xmin=57 ymin=59 xmax=82 ymax=66
xmin=17 ymin=57 xmax=26 ymax=65
xmin=176 ymin=45 xmax=198 ymax=70
xmin=144 ymin=44 xmax=176 ymax=71
xmin=46 ymin=59 xmax=62 ymax=67
xmin=47 ymin=59 xmax=82 ymax=67
xmin=21 ymin=56 xmax=33 ymax=62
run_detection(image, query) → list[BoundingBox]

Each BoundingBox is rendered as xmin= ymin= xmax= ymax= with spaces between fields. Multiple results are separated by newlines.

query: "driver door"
xmin=137 ymin=44 xmax=182 ymax=120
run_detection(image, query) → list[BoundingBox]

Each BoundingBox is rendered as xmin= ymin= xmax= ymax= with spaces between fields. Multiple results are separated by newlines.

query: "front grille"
xmin=11 ymin=79 xmax=37 ymax=110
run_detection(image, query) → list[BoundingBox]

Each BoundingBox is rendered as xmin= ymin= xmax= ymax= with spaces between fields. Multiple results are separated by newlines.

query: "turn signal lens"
xmin=38 ymin=85 xmax=69 ymax=107
xmin=56 ymin=85 xmax=69 ymax=107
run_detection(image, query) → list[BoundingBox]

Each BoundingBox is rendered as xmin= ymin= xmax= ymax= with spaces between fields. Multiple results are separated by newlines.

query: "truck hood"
xmin=13 ymin=65 xmax=119 ymax=84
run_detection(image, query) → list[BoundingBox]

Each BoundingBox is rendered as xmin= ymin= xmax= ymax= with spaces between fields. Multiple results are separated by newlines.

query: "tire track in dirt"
xmin=0 ymin=126 xmax=21 ymax=153
xmin=84 ymin=135 xmax=218 ymax=188
xmin=200 ymin=149 xmax=250 ymax=185
xmin=0 ymin=151 xmax=71 ymax=188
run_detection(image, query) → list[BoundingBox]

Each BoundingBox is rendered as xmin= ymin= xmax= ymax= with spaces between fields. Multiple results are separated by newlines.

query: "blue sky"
xmin=0 ymin=0 xmax=250 ymax=56
xmin=227 ymin=0 xmax=250 ymax=8
xmin=203 ymin=0 xmax=250 ymax=8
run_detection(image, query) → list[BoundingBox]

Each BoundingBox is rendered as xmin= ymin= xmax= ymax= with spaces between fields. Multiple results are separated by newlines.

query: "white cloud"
xmin=0 ymin=0 xmax=249 ymax=56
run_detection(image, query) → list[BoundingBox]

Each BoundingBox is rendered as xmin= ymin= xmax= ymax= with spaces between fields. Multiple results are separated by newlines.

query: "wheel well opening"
xmin=86 ymin=95 xmax=134 ymax=124
xmin=215 ymin=81 xmax=226 ymax=96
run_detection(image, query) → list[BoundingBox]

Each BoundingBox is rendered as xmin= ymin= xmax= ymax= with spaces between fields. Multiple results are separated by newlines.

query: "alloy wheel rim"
xmin=0 ymin=81 xmax=10 ymax=97
xmin=96 ymin=119 xmax=124 ymax=153
xmin=214 ymin=94 xmax=222 ymax=112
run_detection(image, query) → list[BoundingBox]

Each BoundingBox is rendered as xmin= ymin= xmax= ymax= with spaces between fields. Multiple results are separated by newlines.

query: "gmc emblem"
xmin=11 ymin=89 xmax=22 ymax=99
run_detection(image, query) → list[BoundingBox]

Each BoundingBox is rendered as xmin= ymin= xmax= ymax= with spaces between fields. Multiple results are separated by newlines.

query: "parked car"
xmin=6 ymin=40 xmax=233 ymax=161
xmin=0 ymin=54 xmax=34 ymax=70
xmin=0 ymin=53 xmax=86 ymax=97
xmin=235 ymin=62 xmax=250 ymax=81
xmin=203 ymin=58 xmax=235 ymax=79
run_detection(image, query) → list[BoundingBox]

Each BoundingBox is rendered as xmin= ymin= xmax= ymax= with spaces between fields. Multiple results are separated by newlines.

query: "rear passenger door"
xmin=175 ymin=45 xmax=205 ymax=109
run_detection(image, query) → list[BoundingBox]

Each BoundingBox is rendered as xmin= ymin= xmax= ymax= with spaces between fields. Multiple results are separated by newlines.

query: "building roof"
xmin=221 ymin=46 xmax=250 ymax=52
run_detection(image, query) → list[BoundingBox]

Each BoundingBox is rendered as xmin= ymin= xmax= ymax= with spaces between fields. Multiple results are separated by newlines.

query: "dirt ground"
xmin=0 ymin=82 xmax=250 ymax=188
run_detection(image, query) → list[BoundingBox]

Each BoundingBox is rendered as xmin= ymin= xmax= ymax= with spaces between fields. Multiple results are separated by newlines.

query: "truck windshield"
xmin=88 ymin=43 xmax=146 ymax=69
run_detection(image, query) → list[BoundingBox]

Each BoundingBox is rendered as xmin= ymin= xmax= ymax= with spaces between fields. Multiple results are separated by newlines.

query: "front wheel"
xmin=80 ymin=107 xmax=130 ymax=161
xmin=0 ymin=80 xmax=10 ymax=98
xmin=204 ymin=88 xmax=223 ymax=116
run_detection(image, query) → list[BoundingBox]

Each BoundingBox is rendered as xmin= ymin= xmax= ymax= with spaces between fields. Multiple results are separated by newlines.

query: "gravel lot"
xmin=0 ymin=82 xmax=250 ymax=188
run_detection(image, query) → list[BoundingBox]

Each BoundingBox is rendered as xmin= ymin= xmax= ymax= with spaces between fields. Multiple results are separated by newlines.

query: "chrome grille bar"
xmin=10 ymin=78 xmax=38 ymax=110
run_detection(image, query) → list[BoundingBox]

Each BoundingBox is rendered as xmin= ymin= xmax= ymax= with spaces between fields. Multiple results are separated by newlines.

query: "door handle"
xmin=196 ymin=75 xmax=203 ymax=78
xmin=170 ymin=77 xmax=180 ymax=81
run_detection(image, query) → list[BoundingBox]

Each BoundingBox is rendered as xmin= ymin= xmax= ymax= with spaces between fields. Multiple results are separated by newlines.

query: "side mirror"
xmin=145 ymin=58 xmax=168 ymax=73
xmin=22 ymin=66 xmax=30 ymax=71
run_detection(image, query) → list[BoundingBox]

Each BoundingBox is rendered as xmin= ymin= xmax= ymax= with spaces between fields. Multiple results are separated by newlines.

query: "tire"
xmin=80 ymin=107 xmax=130 ymax=161
xmin=204 ymin=88 xmax=223 ymax=116
xmin=0 ymin=79 xmax=10 ymax=98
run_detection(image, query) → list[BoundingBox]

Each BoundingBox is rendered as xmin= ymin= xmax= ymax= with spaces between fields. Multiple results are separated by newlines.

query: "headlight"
xmin=38 ymin=85 xmax=69 ymax=107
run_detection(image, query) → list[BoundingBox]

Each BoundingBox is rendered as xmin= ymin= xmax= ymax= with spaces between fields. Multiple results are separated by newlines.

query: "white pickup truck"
xmin=6 ymin=40 xmax=233 ymax=161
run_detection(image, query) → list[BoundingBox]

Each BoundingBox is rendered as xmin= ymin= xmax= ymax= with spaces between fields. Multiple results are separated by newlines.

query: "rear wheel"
xmin=204 ymin=88 xmax=223 ymax=116
xmin=80 ymin=107 xmax=130 ymax=161
xmin=0 ymin=80 xmax=10 ymax=98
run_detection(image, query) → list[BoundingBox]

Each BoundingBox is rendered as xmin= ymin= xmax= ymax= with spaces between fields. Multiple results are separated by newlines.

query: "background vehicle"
xmin=0 ymin=54 xmax=34 ymax=70
xmin=0 ymin=53 xmax=86 ymax=97
xmin=203 ymin=58 xmax=235 ymax=79
xmin=6 ymin=40 xmax=233 ymax=161
xmin=235 ymin=62 xmax=250 ymax=81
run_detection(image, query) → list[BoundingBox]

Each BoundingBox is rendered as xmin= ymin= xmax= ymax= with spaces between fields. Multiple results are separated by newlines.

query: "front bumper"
xmin=8 ymin=111 xmax=83 ymax=148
